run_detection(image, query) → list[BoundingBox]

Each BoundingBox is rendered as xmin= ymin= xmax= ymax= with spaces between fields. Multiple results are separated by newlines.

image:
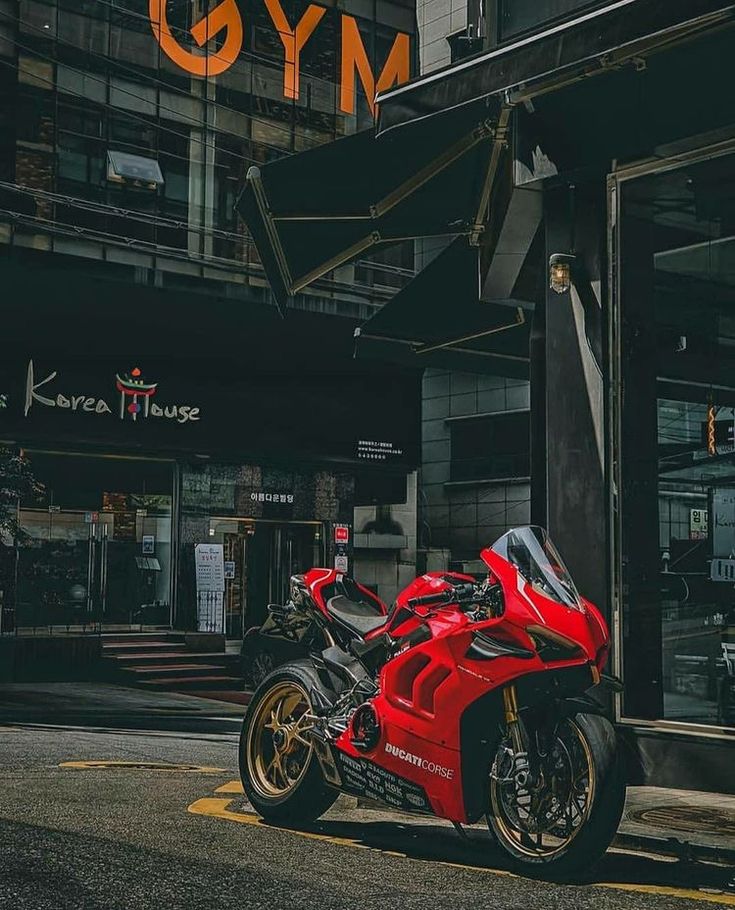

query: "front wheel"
xmin=488 ymin=713 xmax=625 ymax=879
xmin=239 ymin=662 xmax=338 ymax=823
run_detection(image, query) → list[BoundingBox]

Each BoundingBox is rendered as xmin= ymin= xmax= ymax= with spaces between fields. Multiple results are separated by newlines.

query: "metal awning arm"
xmin=412 ymin=305 xmax=526 ymax=355
xmin=469 ymin=104 xmax=512 ymax=246
xmin=369 ymin=119 xmax=496 ymax=220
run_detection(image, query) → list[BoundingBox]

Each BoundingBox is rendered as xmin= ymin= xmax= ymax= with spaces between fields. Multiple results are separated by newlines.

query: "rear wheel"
xmin=239 ymin=662 xmax=337 ymax=823
xmin=488 ymin=713 xmax=625 ymax=879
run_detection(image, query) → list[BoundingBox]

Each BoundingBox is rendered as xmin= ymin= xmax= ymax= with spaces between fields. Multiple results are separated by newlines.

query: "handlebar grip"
xmin=407 ymin=591 xmax=450 ymax=608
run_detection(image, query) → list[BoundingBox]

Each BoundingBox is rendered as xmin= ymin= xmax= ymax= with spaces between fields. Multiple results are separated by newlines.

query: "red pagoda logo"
xmin=116 ymin=367 xmax=158 ymax=421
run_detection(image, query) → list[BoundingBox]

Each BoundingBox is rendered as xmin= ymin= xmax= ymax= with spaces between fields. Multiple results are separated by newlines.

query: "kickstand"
xmin=452 ymin=822 xmax=470 ymax=841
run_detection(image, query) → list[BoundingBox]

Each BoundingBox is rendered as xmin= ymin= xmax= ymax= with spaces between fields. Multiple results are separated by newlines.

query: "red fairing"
xmin=312 ymin=531 xmax=611 ymax=824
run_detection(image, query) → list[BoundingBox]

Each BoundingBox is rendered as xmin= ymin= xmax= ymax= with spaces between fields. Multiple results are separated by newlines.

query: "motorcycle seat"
xmin=326 ymin=594 xmax=387 ymax=638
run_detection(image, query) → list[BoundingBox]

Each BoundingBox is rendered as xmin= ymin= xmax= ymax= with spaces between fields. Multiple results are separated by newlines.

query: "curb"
xmin=614 ymin=831 xmax=735 ymax=866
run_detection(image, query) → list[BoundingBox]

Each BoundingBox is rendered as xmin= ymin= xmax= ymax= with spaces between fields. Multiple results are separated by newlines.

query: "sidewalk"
xmin=0 ymin=682 xmax=245 ymax=736
xmin=617 ymin=786 xmax=735 ymax=865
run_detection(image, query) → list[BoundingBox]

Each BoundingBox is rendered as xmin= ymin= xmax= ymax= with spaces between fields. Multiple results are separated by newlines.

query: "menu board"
xmin=195 ymin=543 xmax=225 ymax=593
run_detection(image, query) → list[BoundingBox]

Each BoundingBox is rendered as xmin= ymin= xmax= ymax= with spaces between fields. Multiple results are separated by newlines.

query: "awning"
xmin=376 ymin=0 xmax=735 ymax=134
xmin=236 ymin=101 xmax=509 ymax=315
xmin=354 ymin=237 xmax=531 ymax=379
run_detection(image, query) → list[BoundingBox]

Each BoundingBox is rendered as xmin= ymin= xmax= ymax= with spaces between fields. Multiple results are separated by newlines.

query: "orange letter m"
xmin=340 ymin=16 xmax=410 ymax=117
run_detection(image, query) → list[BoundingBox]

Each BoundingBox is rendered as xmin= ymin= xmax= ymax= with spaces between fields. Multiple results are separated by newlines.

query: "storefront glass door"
xmin=208 ymin=518 xmax=325 ymax=638
xmin=15 ymin=510 xmax=110 ymax=630
xmin=11 ymin=452 xmax=173 ymax=633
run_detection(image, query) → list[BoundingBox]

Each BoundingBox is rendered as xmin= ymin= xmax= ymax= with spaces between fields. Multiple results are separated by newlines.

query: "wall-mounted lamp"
xmin=549 ymin=253 xmax=576 ymax=295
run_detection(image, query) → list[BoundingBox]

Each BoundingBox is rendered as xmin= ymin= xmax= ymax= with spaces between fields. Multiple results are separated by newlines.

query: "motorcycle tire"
xmin=488 ymin=712 xmax=626 ymax=880
xmin=239 ymin=661 xmax=338 ymax=824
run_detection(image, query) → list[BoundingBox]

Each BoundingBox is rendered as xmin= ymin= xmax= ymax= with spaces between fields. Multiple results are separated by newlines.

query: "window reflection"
xmin=8 ymin=0 xmax=415 ymax=294
xmin=620 ymin=152 xmax=735 ymax=728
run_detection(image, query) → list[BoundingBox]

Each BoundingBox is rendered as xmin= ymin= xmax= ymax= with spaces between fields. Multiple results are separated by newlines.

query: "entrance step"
xmin=102 ymin=641 xmax=184 ymax=655
xmin=138 ymin=675 xmax=244 ymax=691
xmin=100 ymin=632 xmax=243 ymax=695
xmin=109 ymin=651 xmax=232 ymax=663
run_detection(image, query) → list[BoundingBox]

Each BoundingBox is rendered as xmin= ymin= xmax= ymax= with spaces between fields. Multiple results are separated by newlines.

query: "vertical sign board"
xmin=689 ymin=509 xmax=708 ymax=541
xmin=333 ymin=524 xmax=350 ymax=574
xmin=195 ymin=543 xmax=225 ymax=633
xmin=710 ymin=488 xmax=735 ymax=559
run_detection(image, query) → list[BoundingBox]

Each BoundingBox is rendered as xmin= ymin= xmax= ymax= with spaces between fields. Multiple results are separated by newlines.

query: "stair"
xmin=101 ymin=633 xmax=244 ymax=695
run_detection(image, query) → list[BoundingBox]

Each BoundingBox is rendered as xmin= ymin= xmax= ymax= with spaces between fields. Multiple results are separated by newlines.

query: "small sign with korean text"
xmin=690 ymin=509 xmax=708 ymax=541
xmin=250 ymin=492 xmax=294 ymax=504
xmin=195 ymin=543 xmax=225 ymax=593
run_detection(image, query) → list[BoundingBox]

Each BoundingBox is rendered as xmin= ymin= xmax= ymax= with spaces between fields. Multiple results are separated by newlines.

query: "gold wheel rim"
xmin=245 ymin=681 xmax=314 ymax=800
xmin=490 ymin=719 xmax=596 ymax=859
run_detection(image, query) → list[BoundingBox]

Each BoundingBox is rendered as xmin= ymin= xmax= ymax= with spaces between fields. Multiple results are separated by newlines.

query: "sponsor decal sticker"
xmin=384 ymin=742 xmax=454 ymax=780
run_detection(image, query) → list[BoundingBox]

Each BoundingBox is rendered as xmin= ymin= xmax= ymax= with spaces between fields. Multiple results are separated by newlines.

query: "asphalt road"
xmin=1 ymin=711 xmax=734 ymax=910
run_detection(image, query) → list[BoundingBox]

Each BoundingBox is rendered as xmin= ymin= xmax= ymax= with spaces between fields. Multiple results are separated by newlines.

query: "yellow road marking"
xmin=599 ymin=883 xmax=735 ymax=906
xmin=215 ymin=780 xmax=245 ymax=794
xmin=188 ymin=795 xmax=735 ymax=906
xmin=189 ymin=798 xmax=374 ymax=851
xmin=61 ymin=760 xmax=227 ymax=773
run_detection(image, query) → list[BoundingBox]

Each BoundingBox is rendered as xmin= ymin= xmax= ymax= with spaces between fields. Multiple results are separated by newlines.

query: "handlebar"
xmin=406 ymin=582 xmax=485 ymax=611
xmin=406 ymin=591 xmax=452 ymax=609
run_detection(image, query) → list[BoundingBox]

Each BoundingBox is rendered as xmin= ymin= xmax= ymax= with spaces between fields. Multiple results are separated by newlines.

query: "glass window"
xmin=8 ymin=0 xmax=415 ymax=298
xmin=11 ymin=452 xmax=174 ymax=632
xmin=619 ymin=151 xmax=735 ymax=729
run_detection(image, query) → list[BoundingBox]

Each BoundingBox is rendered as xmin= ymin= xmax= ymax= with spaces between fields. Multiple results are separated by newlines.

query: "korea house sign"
xmin=24 ymin=361 xmax=201 ymax=425
xmin=0 ymin=356 xmax=421 ymax=469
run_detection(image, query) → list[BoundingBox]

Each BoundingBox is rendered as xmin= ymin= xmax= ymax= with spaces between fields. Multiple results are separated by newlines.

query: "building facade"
xmin=412 ymin=3 xmax=534 ymax=576
xmin=0 ymin=0 xmax=421 ymax=644
xmin=239 ymin=0 xmax=735 ymax=791
xmin=412 ymin=0 xmax=735 ymax=790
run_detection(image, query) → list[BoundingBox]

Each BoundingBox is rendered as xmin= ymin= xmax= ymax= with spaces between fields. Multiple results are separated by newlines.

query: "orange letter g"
xmin=150 ymin=0 xmax=243 ymax=78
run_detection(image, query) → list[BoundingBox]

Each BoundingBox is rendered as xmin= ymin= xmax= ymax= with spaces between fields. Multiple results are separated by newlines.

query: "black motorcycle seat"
xmin=326 ymin=594 xmax=388 ymax=638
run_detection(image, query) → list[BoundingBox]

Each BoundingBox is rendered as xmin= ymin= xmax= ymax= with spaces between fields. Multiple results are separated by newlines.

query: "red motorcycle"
xmin=239 ymin=526 xmax=626 ymax=877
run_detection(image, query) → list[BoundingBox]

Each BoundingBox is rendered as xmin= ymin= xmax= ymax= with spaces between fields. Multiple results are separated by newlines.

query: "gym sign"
xmin=149 ymin=0 xmax=411 ymax=116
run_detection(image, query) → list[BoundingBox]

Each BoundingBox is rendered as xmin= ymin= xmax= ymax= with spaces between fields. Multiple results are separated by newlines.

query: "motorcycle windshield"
xmin=489 ymin=526 xmax=583 ymax=610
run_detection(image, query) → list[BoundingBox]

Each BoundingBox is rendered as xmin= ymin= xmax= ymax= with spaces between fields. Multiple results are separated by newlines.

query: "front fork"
xmin=502 ymin=684 xmax=531 ymax=788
